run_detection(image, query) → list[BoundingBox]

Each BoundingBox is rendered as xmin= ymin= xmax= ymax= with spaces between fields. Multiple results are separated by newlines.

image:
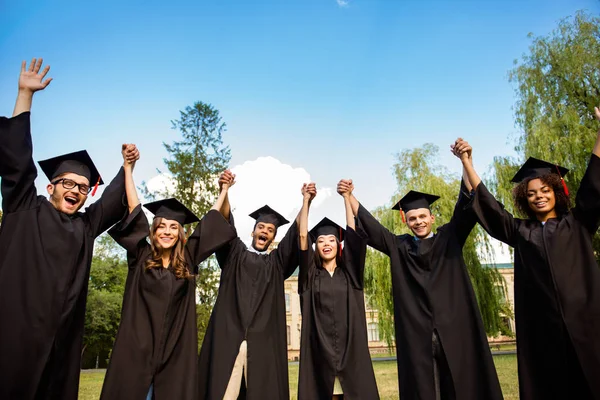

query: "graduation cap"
xmin=38 ymin=150 xmax=103 ymax=196
xmin=392 ymin=190 xmax=440 ymax=223
xmin=511 ymin=157 xmax=570 ymax=196
xmin=309 ymin=217 xmax=345 ymax=257
xmin=249 ymin=205 xmax=289 ymax=228
xmin=144 ymin=198 xmax=199 ymax=226
xmin=309 ymin=217 xmax=345 ymax=243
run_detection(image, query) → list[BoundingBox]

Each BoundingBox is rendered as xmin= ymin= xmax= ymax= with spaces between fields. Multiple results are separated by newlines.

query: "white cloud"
xmin=229 ymin=156 xmax=336 ymax=244
xmin=145 ymin=172 xmax=177 ymax=196
xmin=336 ymin=0 xmax=349 ymax=7
xmin=142 ymin=156 xmax=353 ymax=246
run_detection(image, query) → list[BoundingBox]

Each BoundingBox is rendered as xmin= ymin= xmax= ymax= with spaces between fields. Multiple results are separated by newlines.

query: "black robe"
xmin=99 ymin=206 xmax=236 ymax=400
xmin=469 ymin=154 xmax=600 ymax=400
xmin=356 ymin=184 xmax=503 ymax=400
xmin=297 ymin=225 xmax=379 ymax=400
xmin=0 ymin=112 xmax=127 ymax=400
xmin=197 ymin=216 xmax=299 ymax=400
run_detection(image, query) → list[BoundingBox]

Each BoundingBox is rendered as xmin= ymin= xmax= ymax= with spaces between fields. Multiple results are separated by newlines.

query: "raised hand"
xmin=219 ymin=170 xmax=236 ymax=190
xmin=122 ymin=144 xmax=140 ymax=167
xmin=451 ymin=138 xmax=472 ymax=162
xmin=301 ymin=182 xmax=317 ymax=202
xmin=19 ymin=58 xmax=52 ymax=93
xmin=337 ymin=179 xmax=353 ymax=197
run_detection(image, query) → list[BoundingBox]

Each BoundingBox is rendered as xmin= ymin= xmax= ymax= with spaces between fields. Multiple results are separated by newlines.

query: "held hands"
xmin=337 ymin=179 xmax=354 ymax=198
xmin=219 ymin=170 xmax=236 ymax=191
xmin=450 ymin=138 xmax=472 ymax=162
xmin=19 ymin=58 xmax=53 ymax=94
xmin=122 ymin=144 xmax=140 ymax=168
xmin=301 ymin=182 xmax=317 ymax=202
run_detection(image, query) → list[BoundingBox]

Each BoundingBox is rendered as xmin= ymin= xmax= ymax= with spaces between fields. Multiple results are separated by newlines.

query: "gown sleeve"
xmin=446 ymin=180 xmax=477 ymax=247
xmin=215 ymin=213 xmax=244 ymax=270
xmin=185 ymin=209 xmax=237 ymax=272
xmin=356 ymin=204 xmax=396 ymax=256
xmin=272 ymin=220 xmax=300 ymax=279
xmin=0 ymin=112 xmax=38 ymax=213
xmin=469 ymin=182 xmax=519 ymax=247
xmin=84 ymin=167 xmax=128 ymax=238
xmin=573 ymin=154 xmax=600 ymax=235
xmin=107 ymin=204 xmax=150 ymax=268
xmin=297 ymin=244 xmax=315 ymax=295
xmin=342 ymin=222 xmax=369 ymax=290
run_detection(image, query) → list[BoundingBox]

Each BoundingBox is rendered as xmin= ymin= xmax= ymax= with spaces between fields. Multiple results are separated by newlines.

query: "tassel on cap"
xmin=556 ymin=165 xmax=569 ymax=196
xmin=91 ymin=176 xmax=101 ymax=196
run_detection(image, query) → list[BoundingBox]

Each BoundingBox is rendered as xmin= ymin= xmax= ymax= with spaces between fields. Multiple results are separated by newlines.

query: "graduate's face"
xmin=316 ymin=234 xmax=338 ymax=261
xmin=405 ymin=208 xmax=435 ymax=238
xmin=153 ymin=218 xmax=181 ymax=250
xmin=46 ymin=172 xmax=90 ymax=215
xmin=526 ymin=178 xmax=556 ymax=216
xmin=251 ymin=222 xmax=276 ymax=251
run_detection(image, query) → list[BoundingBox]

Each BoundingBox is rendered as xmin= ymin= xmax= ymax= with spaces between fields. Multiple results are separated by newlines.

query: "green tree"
xmin=142 ymin=101 xmax=231 ymax=348
xmin=492 ymin=11 xmax=600 ymax=258
xmin=83 ymin=235 xmax=128 ymax=368
xmin=364 ymin=144 xmax=511 ymax=346
xmin=0 ymin=209 xmax=3 ymax=224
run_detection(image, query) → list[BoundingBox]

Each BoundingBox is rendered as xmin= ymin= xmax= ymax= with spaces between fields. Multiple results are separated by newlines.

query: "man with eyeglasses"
xmin=0 ymin=58 xmax=139 ymax=400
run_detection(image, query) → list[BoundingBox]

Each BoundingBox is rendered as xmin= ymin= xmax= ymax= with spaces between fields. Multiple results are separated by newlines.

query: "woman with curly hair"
xmin=454 ymin=106 xmax=600 ymax=400
xmin=99 ymin=162 xmax=236 ymax=400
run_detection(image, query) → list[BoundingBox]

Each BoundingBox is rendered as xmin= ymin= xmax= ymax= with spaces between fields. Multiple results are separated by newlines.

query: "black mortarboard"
xmin=309 ymin=217 xmax=346 ymax=243
xmin=392 ymin=190 xmax=440 ymax=213
xmin=38 ymin=150 xmax=103 ymax=195
xmin=144 ymin=198 xmax=199 ymax=226
xmin=511 ymin=157 xmax=569 ymax=183
xmin=249 ymin=205 xmax=289 ymax=228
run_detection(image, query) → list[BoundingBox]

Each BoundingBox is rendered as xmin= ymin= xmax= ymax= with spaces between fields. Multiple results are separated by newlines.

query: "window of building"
xmin=368 ymin=322 xmax=379 ymax=342
xmin=287 ymin=325 xmax=291 ymax=345
xmin=285 ymin=293 xmax=291 ymax=312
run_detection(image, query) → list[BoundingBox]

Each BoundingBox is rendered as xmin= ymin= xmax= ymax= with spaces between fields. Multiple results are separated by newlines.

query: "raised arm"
xmin=454 ymin=141 xmax=518 ymax=246
xmin=299 ymin=182 xmax=316 ymax=251
xmin=298 ymin=183 xmax=316 ymax=292
xmin=338 ymin=179 xmax=395 ymax=255
xmin=122 ymin=144 xmax=140 ymax=214
xmin=1 ymin=59 xmax=53 ymax=213
xmin=572 ymin=107 xmax=600 ymax=233
xmin=216 ymin=170 xmax=235 ymax=220
xmin=85 ymin=144 xmax=139 ymax=237
xmin=13 ymin=58 xmax=52 ymax=117
xmin=446 ymin=139 xmax=477 ymax=245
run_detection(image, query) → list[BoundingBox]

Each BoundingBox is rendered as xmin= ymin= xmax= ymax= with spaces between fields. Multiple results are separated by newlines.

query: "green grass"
xmin=79 ymin=355 xmax=518 ymax=400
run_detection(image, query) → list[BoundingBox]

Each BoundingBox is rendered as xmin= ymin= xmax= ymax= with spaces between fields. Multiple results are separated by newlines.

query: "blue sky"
xmin=0 ymin=0 xmax=597 ymax=244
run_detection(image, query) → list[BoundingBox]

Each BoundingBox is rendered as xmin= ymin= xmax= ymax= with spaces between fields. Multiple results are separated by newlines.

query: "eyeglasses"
xmin=52 ymin=178 xmax=92 ymax=195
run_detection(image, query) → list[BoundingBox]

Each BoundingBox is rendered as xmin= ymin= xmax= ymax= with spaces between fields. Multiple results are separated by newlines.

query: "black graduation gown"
xmin=469 ymin=154 xmax=600 ymax=400
xmin=99 ymin=206 xmax=236 ymax=400
xmin=0 ymin=112 xmax=127 ymax=400
xmin=197 ymin=216 xmax=299 ymax=400
xmin=356 ymin=184 xmax=503 ymax=400
xmin=297 ymin=225 xmax=379 ymax=400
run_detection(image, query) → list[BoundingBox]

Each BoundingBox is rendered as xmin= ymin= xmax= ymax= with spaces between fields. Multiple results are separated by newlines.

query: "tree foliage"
xmin=83 ymin=235 xmax=128 ymax=367
xmin=142 ymin=101 xmax=231 ymax=348
xmin=492 ymin=11 xmax=600 ymax=258
xmin=364 ymin=144 xmax=511 ymax=347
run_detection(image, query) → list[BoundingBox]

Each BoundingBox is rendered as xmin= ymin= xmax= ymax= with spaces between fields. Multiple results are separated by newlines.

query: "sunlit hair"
xmin=513 ymin=173 xmax=571 ymax=220
xmin=312 ymin=237 xmax=343 ymax=269
xmin=145 ymin=217 xmax=192 ymax=280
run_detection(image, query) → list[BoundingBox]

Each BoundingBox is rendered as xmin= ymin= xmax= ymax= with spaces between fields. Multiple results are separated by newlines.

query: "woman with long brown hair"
xmin=455 ymin=106 xmax=600 ymax=400
xmin=99 ymin=161 xmax=236 ymax=400
xmin=296 ymin=182 xmax=379 ymax=399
